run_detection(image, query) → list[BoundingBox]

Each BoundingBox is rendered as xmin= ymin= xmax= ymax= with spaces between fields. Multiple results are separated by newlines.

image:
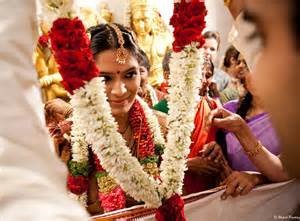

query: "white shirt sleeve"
xmin=0 ymin=1 xmax=88 ymax=220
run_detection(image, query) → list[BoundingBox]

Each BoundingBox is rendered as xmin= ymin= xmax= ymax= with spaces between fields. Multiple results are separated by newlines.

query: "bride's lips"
xmin=109 ymin=98 xmax=130 ymax=106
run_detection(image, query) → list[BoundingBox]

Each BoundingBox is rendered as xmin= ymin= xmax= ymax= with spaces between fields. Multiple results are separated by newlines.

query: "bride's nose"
xmin=111 ymin=79 xmax=127 ymax=96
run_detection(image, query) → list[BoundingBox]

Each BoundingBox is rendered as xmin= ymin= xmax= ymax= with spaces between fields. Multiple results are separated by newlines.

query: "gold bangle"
xmin=224 ymin=0 xmax=232 ymax=7
xmin=246 ymin=141 xmax=263 ymax=157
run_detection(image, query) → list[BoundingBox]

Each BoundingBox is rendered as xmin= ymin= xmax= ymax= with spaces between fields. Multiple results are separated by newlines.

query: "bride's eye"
xmin=101 ymin=75 xmax=112 ymax=82
xmin=125 ymin=71 xmax=137 ymax=79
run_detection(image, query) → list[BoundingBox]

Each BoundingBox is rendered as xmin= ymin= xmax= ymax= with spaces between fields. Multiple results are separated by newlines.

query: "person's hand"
xmin=39 ymin=75 xmax=54 ymax=87
xmin=45 ymin=98 xmax=72 ymax=124
xmin=199 ymin=141 xmax=224 ymax=164
xmin=199 ymin=81 xmax=209 ymax=96
xmin=208 ymin=82 xmax=220 ymax=98
xmin=200 ymin=141 xmax=233 ymax=181
xmin=187 ymin=157 xmax=221 ymax=175
xmin=220 ymin=171 xmax=260 ymax=200
xmin=207 ymin=107 xmax=247 ymax=134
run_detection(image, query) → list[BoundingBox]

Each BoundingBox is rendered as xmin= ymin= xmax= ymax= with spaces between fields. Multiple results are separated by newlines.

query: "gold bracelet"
xmin=224 ymin=0 xmax=232 ymax=7
xmin=246 ymin=141 xmax=263 ymax=157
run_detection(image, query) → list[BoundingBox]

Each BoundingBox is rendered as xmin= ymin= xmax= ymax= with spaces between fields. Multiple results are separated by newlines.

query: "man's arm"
xmin=0 ymin=0 xmax=88 ymax=220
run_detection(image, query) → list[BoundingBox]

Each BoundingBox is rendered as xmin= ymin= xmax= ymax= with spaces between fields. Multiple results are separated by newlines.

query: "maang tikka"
xmin=109 ymin=24 xmax=128 ymax=65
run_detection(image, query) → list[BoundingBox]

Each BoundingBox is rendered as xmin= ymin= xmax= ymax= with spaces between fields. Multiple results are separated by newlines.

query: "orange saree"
xmin=184 ymin=97 xmax=218 ymax=195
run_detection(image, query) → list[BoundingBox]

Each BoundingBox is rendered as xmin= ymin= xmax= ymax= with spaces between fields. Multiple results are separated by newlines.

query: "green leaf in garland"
xmin=140 ymin=155 xmax=159 ymax=165
xmin=95 ymin=171 xmax=108 ymax=179
xmin=155 ymin=144 xmax=165 ymax=156
xmin=68 ymin=160 xmax=89 ymax=176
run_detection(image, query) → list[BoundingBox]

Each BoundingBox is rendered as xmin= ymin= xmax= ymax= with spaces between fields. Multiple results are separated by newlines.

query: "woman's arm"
xmin=208 ymin=108 xmax=290 ymax=182
xmin=234 ymin=123 xmax=289 ymax=182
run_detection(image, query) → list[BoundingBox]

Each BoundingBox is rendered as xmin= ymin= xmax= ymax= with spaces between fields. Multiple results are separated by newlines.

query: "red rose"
xmin=50 ymin=18 xmax=89 ymax=51
xmin=38 ymin=34 xmax=49 ymax=48
xmin=55 ymin=50 xmax=94 ymax=71
xmin=67 ymin=174 xmax=88 ymax=195
xmin=93 ymin=154 xmax=105 ymax=172
xmin=155 ymin=194 xmax=186 ymax=221
xmin=185 ymin=15 xmax=206 ymax=29
xmin=66 ymin=30 xmax=89 ymax=50
xmin=187 ymin=0 xmax=207 ymax=18
xmin=98 ymin=187 xmax=126 ymax=212
xmin=49 ymin=17 xmax=100 ymax=94
xmin=62 ymin=78 xmax=85 ymax=94
xmin=72 ymin=17 xmax=86 ymax=30
xmin=50 ymin=34 xmax=67 ymax=51
xmin=170 ymin=0 xmax=207 ymax=52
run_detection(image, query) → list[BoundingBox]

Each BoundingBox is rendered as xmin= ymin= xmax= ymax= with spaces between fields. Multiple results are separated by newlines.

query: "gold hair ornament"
xmin=110 ymin=24 xmax=128 ymax=65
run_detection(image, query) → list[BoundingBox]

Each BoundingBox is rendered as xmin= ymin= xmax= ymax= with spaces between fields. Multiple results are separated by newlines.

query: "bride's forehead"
xmin=95 ymin=52 xmax=139 ymax=75
xmin=95 ymin=50 xmax=138 ymax=68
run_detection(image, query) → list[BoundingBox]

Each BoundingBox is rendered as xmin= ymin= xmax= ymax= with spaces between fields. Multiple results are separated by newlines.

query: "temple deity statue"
xmin=129 ymin=0 xmax=172 ymax=86
xmin=99 ymin=3 xmax=113 ymax=24
xmin=79 ymin=7 xmax=100 ymax=28
xmin=79 ymin=4 xmax=113 ymax=28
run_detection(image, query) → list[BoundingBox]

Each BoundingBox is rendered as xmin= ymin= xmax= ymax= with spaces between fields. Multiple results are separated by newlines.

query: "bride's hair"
xmin=88 ymin=23 xmax=141 ymax=58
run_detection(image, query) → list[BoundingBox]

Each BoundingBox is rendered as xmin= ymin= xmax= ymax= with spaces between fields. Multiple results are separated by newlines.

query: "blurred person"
xmin=203 ymin=31 xmax=231 ymax=92
xmin=204 ymin=69 xmax=284 ymax=199
xmin=158 ymin=49 xmax=172 ymax=94
xmin=222 ymin=0 xmax=300 ymax=178
xmin=204 ymin=70 xmax=289 ymax=199
xmin=220 ymin=45 xmax=248 ymax=104
xmin=223 ymin=71 xmax=281 ymax=172
xmin=152 ymin=50 xmax=172 ymax=114
xmin=199 ymin=56 xmax=221 ymax=102
xmin=137 ymin=49 xmax=165 ymax=107
xmin=0 ymin=0 xmax=88 ymax=220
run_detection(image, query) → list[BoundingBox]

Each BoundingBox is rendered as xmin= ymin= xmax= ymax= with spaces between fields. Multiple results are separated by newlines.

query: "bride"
xmin=45 ymin=23 xmax=165 ymax=215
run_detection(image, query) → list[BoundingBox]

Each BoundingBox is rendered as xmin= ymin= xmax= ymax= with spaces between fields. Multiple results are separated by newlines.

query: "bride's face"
xmin=94 ymin=49 xmax=141 ymax=117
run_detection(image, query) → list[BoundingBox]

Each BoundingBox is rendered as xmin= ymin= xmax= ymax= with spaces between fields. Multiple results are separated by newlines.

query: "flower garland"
xmin=157 ymin=0 xmax=206 ymax=219
xmin=49 ymin=0 xmax=207 ymax=217
xmin=38 ymin=34 xmax=50 ymax=48
xmin=159 ymin=44 xmax=205 ymax=199
xmin=159 ymin=0 xmax=207 ymax=199
xmin=49 ymin=17 xmax=98 ymax=207
xmin=93 ymin=98 xmax=164 ymax=212
xmin=69 ymin=77 xmax=161 ymax=208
